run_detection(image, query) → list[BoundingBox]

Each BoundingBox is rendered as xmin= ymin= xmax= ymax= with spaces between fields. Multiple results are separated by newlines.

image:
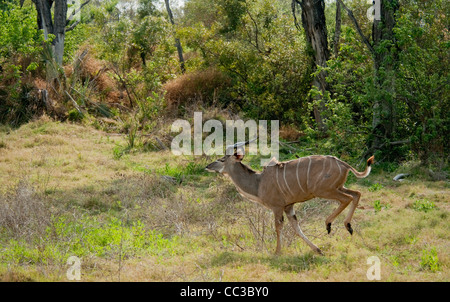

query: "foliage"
xmin=412 ymin=198 xmax=436 ymax=212
xmin=420 ymin=247 xmax=440 ymax=272
xmin=0 ymin=1 xmax=46 ymax=126
xmin=368 ymin=183 xmax=384 ymax=192
xmin=179 ymin=0 xmax=311 ymax=123
xmin=317 ymin=0 xmax=448 ymax=166
xmin=393 ymin=0 xmax=449 ymax=165
xmin=0 ymin=0 xmax=448 ymax=170
xmin=1 ymin=214 xmax=179 ymax=265
xmin=373 ymin=199 xmax=390 ymax=212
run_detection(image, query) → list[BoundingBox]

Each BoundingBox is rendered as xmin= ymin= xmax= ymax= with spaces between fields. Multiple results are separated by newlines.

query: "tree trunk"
xmin=32 ymin=0 xmax=66 ymax=65
xmin=33 ymin=0 xmax=53 ymax=38
xmin=164 ymin=0 xmax=185 ymax=74
xmin=33 ymin=0 xmax=89 ymax=66
xmin=333 ymin=0 xmax=342 ymax=57
xmin=371 ymin=0 xmax=399 ymax=149
xmin=297 ymin=0 xmax=330 ymax=132
xmin=53 ymin=0 xmax=67 ymax=65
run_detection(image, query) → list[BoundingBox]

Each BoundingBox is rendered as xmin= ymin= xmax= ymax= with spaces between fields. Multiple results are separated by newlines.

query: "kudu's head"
xmin=205 ymin=152 xmax=244 ymax=174
xmin=205 ymin=139 xmax=254 ymax=174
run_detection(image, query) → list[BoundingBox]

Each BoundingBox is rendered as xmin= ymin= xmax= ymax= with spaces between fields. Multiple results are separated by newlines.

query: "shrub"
xmin=373 ymin=199 xmax=390 ymax=212
xmin=412 ymin=199 xmax=436 ymax=213
xmin=420 ymin=247 xmax=440 ymax=272
xmin=163 ymin=68 xmax=231 ymax=111
xmin=368 ymin=183 xmax=384 ymax=192
xmin=0 ymin=180 xmax=52 ymax=241
xmin=0 ymin=2 xmax=46 ymax=126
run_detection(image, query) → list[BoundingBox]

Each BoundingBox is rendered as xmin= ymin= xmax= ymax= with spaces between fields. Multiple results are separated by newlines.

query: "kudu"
xmin=205 ymin=140 xmax=374 ymax=255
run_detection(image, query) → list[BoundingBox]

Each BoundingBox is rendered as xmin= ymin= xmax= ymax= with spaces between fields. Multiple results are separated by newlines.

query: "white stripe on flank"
xmin=326 ymin=156 xmax=333 ymax=175
xmin=283 ymin=164 xmax=294 ymax=196
xmin=296 ymin=159 xmax=305 ymax=193
xmin=336 ymin=158 xmax=342 ymax=175
xmin=276 ymin=167 xmax=287 ymax=199
xmin=331 ymin=157 xmax=342 ymax=188
xmin=306 ymin=157 xmax=312 ymax=190
xmin=312 ymin=158 xmax=326 ymax=191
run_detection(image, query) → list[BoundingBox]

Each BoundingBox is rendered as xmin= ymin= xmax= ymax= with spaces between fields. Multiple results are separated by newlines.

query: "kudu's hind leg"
xmin=340 ymin=188 xmax=361 ymax=235
xmin=284 ymin=205 xmax=323 ymax=255
xmin=320 ymin=190 xmax=354 ymax=234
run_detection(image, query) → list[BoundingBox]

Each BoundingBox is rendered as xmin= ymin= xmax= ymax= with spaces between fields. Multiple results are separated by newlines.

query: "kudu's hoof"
xmin=315 ymin=248 xmax=324 ymax=256
xmin=326 ymin=222 xmax=332 ymax=234
xmin=346 ymin=223 xmax=353 ymax=235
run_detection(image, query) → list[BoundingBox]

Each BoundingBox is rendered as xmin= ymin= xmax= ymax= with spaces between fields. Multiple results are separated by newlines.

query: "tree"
xmin=32 ymin=0 xmax=91 ymax=65
xmin=0 ymin=1 xmax=46 ymax=126
xmin=164 ymin=0 xmax=185 ymax=74
xmin=371 ymin=0 xmax=399 ymax=150
xmin=337 ymin=0 xmax=399 ymax=155
xmin=292 ymin=0 xmax=330 ymax=132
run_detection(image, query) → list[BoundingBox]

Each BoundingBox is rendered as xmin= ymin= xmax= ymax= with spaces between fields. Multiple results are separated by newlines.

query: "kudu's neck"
xmin=228 ymin=162 xmax=260 ymax=197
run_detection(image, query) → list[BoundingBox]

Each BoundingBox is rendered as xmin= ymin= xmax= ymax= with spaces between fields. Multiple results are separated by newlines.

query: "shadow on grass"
xmin=210 ymin=251 xmax=329 ymax=273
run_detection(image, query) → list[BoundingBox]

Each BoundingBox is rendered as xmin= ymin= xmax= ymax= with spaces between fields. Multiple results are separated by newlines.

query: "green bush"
xmin=180 ymin=0 xmax=311 ymax=123
xmin=0 ymin=1 xmax=46 ymax=126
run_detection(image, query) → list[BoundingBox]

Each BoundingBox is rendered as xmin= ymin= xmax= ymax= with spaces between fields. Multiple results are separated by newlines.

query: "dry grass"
xmin=67 ymin=47 xmax=126 ymax=105
xmin=279 ymin=124 xmax=304 ymax=141
xmin=163 ymin=68 xmax=231 ymax=111
xmin=0 ymin=180 xmax=52 ymax=242
xmin=0 ymin=117 xmax=448 ymax=282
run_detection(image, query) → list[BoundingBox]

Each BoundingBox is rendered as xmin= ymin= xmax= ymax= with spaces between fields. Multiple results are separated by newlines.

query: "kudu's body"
xmin=206 ymin=147 xmax=374 ymax=255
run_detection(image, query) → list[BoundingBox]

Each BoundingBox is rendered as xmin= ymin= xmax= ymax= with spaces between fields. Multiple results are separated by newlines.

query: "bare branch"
xmin=65 ymin=20 xmax=80 ymax=32
xmin=337 ymin=0 xmax=375 ymax=55
xmin=244 ymin=5 xmax=262 ymax=54
xmin=291 ymin=0 xmax=302 ymax=31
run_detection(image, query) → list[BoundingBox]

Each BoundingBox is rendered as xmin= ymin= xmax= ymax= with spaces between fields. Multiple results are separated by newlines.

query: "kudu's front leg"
xmin=273 ymin=209 xmax=284 ymax=255
xmin=284 ymin=205 xmax=323 ymax=255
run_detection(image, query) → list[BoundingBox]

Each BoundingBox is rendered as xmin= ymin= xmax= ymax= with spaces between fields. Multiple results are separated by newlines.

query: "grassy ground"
xmin=0 ymin=117 xmax=448 ymax=281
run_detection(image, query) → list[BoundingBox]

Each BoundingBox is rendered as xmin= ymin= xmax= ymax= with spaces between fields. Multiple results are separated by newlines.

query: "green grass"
xmin=420 ymin=247 xmax=441 ymax=272
xmin=1 ymin=216 xmax=179 ymax=265
xmin=0 ymin=118 xmax=448 ymax=281
xmin=412 ymin=198 xmax=436 ymax=212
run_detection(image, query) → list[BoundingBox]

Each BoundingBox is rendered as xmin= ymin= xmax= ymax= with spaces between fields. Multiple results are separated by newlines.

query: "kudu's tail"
xmin=345 ymin=155 xmax=374 ymax=179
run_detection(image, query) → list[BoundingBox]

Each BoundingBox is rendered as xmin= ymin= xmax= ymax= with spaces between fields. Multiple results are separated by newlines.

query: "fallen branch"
xmin=155 ymin=137 xmax=168 ymax=150
xmin=64 ymin=90 xmax=84 ymax=115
